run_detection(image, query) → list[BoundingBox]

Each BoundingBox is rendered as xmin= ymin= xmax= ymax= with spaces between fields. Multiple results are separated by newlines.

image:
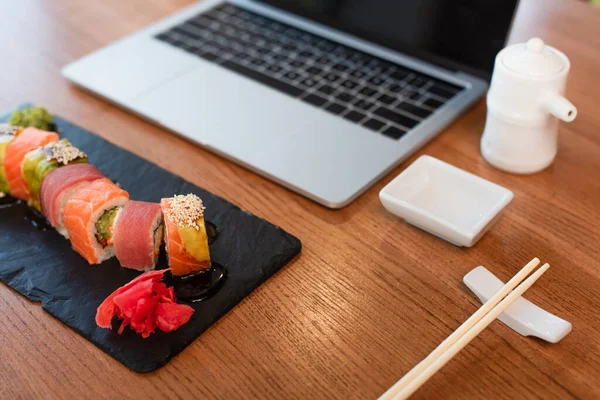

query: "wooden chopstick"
xmin=390 ymin=262 xmax=550 ymax=400
xmin=378 ymin=257 xmax=541 ymax=400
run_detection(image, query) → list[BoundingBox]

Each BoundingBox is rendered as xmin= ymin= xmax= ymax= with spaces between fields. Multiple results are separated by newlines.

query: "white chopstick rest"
xmin=464 ymin=266 xmax=572 ymax=343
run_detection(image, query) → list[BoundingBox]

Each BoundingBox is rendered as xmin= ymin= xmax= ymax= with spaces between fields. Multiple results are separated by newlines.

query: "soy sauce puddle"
xmin=163 ymin=263 xmax=227 ymax=303
xmin=0 ymin=196 xmax=52 ymax=230
xmin=24 ymin=207 xmax=52 ymax=231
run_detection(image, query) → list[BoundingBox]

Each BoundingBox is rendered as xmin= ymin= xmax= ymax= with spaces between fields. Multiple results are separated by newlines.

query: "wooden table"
xmin=1 ymin=0 xmax=599 ymax=398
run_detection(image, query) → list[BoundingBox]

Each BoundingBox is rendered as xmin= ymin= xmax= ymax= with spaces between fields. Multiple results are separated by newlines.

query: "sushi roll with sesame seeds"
xmin=160 ymin=194 xmax=211 ymax=276
xmin=21 ymin=138 xmax=88 ymax=210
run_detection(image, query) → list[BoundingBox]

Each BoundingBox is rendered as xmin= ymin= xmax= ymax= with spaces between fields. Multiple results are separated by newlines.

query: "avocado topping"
xmin=95 ymin=207 xmax=119 ymax=247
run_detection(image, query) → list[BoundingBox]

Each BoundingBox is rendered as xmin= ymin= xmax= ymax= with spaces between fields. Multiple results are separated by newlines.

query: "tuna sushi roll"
xmin=0 ymin=124 xmax=23 ymax=195
xmin=40 ymin=164 xmax=105 ymax=238
xmin=113 ymin=201 xmax=164 ymax=271
xmin=63 ymin=178 xmax=129 ymax=264
xmin=160 ymin=194 xmax=211 ymax=276
xmin=21 ymin=139 xmax=88 ymax=210
xmin=4 ymin=127 xmax=59 ymax=200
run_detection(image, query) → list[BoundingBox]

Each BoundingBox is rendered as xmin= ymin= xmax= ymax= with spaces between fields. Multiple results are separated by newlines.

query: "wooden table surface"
xmin=1 ymin=0 xmax=599 ymax=398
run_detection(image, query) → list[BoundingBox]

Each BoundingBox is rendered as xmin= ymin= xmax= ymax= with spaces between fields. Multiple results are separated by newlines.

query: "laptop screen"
xmin=255 ymin=0 xmax=519 ymax=80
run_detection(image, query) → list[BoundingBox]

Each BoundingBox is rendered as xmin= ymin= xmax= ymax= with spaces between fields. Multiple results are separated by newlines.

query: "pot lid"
xmin=501 ymin=38 xmax=566 ymax=77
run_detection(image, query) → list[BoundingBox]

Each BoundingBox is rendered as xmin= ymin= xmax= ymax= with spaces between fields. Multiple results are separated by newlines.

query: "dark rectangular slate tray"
xmin=0 ymin=106 xmax=301 ymax=372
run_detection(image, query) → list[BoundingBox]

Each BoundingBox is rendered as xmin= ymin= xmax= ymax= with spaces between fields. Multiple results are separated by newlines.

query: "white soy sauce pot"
xmin=481 ymin=38 xmax=577 ymax=174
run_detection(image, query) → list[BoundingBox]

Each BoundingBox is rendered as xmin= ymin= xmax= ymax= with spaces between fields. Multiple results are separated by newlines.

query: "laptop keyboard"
xmin=155 ymin=3 xmax=464 ymax=140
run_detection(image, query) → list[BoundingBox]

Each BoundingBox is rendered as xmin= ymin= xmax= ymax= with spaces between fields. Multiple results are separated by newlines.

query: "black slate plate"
xmin=0 ymin=106 xmax=301 ymax=373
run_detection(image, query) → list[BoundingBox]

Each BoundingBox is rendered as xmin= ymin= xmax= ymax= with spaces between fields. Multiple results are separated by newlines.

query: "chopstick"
xmin=378 ymin=258 xmax=546 ymax=400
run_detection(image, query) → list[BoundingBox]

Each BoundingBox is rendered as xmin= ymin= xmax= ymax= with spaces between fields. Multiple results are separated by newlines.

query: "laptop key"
xmin=402 ymin=90 xmax=421 ymax=100
xmin=336 ymin=92 xmax=354 ymax=104
xmin=423 ymin=97 xmax=444 ymax=109
xmin=362 ymin=118 xmax=386 ymax=132
xmin=390 ymin=69 xmax=410 ymax=81
xmin=368 ymin=76 xmax=385 ymax=86
xmin=408 ymin=76 xmax=428 ymax=88
xmin=333 ymin=63 xmax=349 ymax=72
xmin=429 ymin=84 xmax=461 ymax=99
xmin=382 ymin=126 xmax=408 ymax=140
xmin=283 ymin=70 xmax=300 ymax=80
xmin=197 ymin=50 xmax=219 ymax=62
xmin=343 ymin=110 xmax=367 ymax=123
xmin=265 ymin=62 xmax=282 ymax=71
xmin=325 ymin=102 xmax=345 ymax=115
xmin=271 ymin=53 xmax=287 ymax=61
xmin=306 ymin=66 xmax=322 ymax=75
xmin=221 ymin=60 xmax=303 ymax=97
xmin=388 ymin=84 xmax=403 ymax=93
xmin=350 ymin=70 xmax=367 ymax=79
xmin=324 ymin=73 xmax=340 ymax=83
xmin=341 ymin=79 xmax=359 ymax=90
xmin=373 ymin=106 xmax=419 ymax=129
xmin=303 ymin=93 xmax=328 ymax=107
xmin=359 ymin=86 xmax=377 ymax=97
xmin=317 ymin=84 xmax=337 ymax=96
xmin=300 ymin=77 xmax=318 ymax=87
xmin=353 ymin=99 xmax=376 ymax=111
xmin=378 ymin=94 xmax=398 ymax=105
xmin=395 ymin=101 xmax=431 ymax=119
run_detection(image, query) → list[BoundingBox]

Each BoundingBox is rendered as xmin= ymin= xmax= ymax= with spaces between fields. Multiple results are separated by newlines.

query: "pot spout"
xmin=543 ymin=93 xmax=577 ymax=122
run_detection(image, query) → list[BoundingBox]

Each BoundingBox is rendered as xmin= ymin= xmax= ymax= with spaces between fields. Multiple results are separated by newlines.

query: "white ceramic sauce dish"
xmin=379 ymin=155 xmax=513 ymax=247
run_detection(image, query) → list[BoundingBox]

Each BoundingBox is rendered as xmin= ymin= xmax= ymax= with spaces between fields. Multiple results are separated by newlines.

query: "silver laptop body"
xmin=63 ymin=0 xmax=495 ymax=208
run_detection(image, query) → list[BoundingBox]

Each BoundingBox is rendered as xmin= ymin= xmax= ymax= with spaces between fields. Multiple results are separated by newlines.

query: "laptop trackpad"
xmin=131 ymin=63 xmax=320 ymax=161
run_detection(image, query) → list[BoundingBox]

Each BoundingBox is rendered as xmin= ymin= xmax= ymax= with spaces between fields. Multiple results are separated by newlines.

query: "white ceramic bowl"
xmin=379 ymin=155 xmax=514 ymax=247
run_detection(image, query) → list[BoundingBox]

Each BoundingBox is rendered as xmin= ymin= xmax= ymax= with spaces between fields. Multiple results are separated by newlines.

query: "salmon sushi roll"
xmin=21 ymin=139 xmax=88 ymax=210
xmin=0 ymin=124 xmax=23 ymax=195
xmin=160 ymin=194 xmax=211 ymax=276
xmin=40 ymin=164 xmax=105 ymax=238
xmin=113 ymin=201 xmax=164 ymax=271
xmin=64 ymin=178 xmax=129 ymax=264
xmin=4 ymin=127 xmax=59 ymax=200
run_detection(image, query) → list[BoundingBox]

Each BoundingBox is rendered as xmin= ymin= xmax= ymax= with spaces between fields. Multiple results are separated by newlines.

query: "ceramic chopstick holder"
xmin=464 ymin=266 xmax=571 ymax=343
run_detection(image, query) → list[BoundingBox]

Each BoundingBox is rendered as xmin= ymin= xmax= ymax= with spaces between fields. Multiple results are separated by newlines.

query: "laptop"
xmin=63 ymin=0 xmax=518 ymax=208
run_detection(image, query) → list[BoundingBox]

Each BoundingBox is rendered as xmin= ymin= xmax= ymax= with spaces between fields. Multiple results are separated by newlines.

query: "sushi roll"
xmin=21 ymin=139 xmax=88 ymax=210
xmin=63 ymin=178 xmax=129 ymax=264
xmin=160 ymin=194 xmax=211 ymax=276
xmin=40 ymin=164 xmax=105 ymax=237
xmin=4 ymin=127 xmax=59 ymax=200
xmin=113 ymin=201 xmax=164 ymax=271
xmin=0 ymin=124 xmax=23 ymax=195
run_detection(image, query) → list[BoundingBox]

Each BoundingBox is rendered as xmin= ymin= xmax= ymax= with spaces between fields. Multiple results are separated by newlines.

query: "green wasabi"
xmin=9 ymin=106 xmax=55 ymax=131
xmin=95 ymin=208 xmax=119 ymax=247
